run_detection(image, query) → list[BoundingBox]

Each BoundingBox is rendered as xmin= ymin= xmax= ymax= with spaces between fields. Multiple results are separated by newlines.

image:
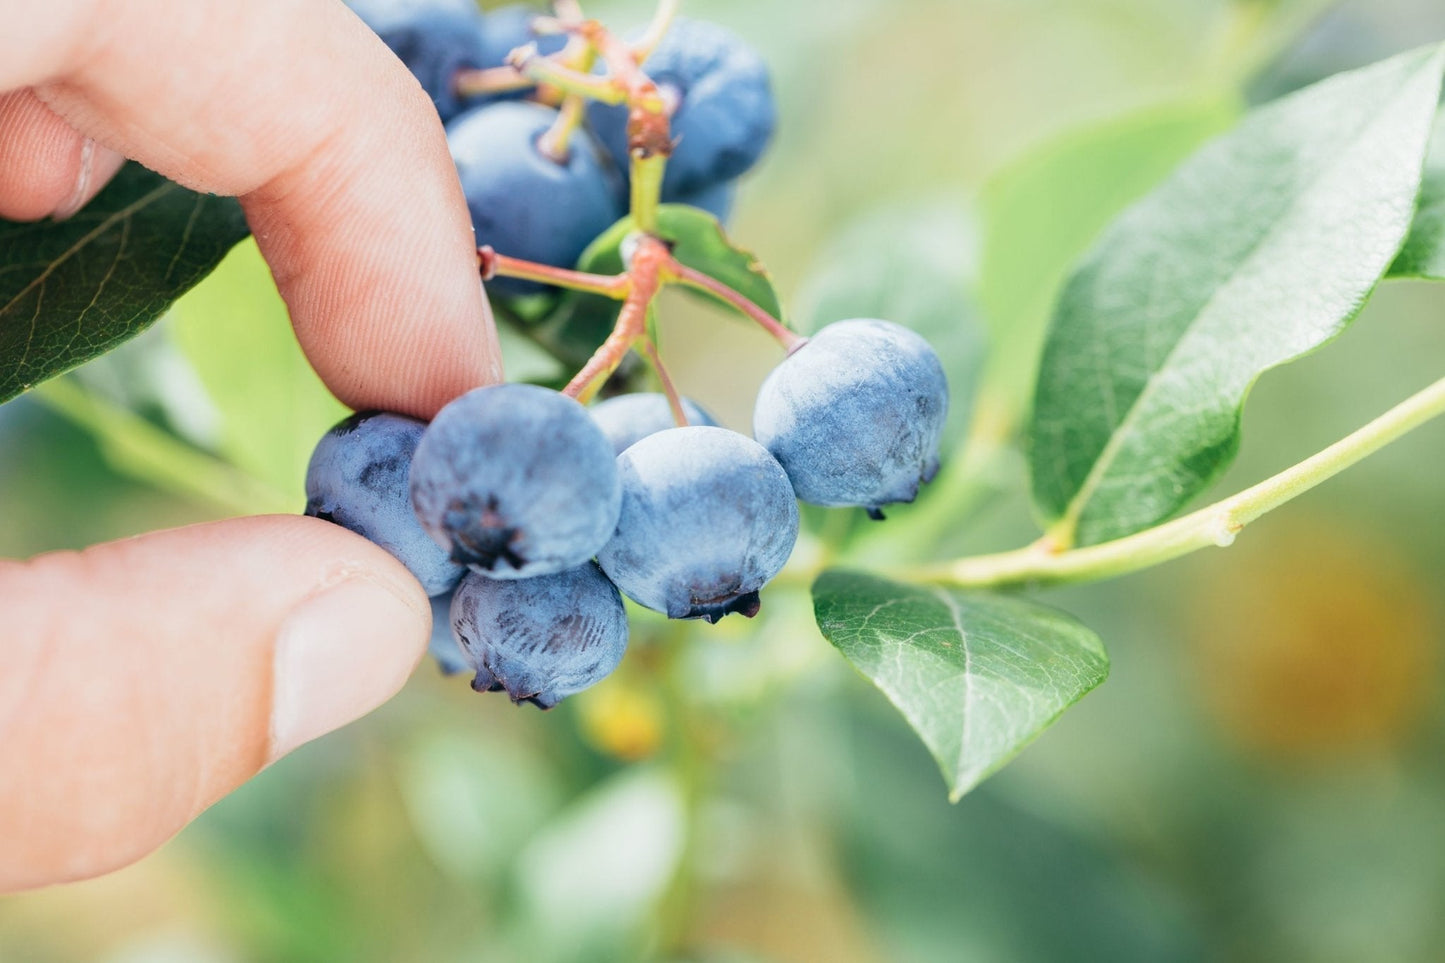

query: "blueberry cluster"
xmin=349 ymin=0 xmax=776 ymax=289
xmin=304 ymin=320 xmax=948 ymax=708
xmin=325 ymin=2 xmax=951 ymax=708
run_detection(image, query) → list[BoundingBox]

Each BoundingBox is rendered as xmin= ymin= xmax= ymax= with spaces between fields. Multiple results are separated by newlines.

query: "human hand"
xmin=0 ymin=0 xmax=500 ymax=891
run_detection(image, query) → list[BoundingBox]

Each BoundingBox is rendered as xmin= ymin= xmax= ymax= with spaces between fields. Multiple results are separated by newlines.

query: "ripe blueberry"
xmin=451 ymin=562 xmax=628 ymax=708
xmin=753 ymin=319 xmax=949 ymax=518
xmin=410 ymin=383 xmax=622 ymax=579
xmin=598 ymin=426 xmax=799 ymax=622
xmin=305 ymin=411 xmax=465 ymax=597
xmin=479 ymin=4 xmax=568 ymax=70
xmin=428 ymin=591 xmax=467 ymax=676
xmin=590 ymin=392 xmax=717 ymax=455
xmin=587 ymin=18 xmax=775 ymax=198
xmin=448 ymin=101 xmax=624 ymax=296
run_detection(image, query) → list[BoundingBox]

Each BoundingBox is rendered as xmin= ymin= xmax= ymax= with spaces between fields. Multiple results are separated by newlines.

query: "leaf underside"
xmin=0 ymin=163 xmax=250 ymax=405
xmin=813 ymin=570 xmax=1109 ymax=801
xmin=1028 ymin=44 xmax=1445 ymax=547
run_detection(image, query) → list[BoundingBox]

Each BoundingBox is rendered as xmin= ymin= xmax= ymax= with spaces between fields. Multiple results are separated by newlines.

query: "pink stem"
xmin=666 ymin=261 xmax=804 ymax=352
xmin=639 ymin=337 xmax=688 ymax=425
xmin=453 ymin=65 xmax=533 ymax=99
xmin=479 ymin=247 xmax=629 ymax=298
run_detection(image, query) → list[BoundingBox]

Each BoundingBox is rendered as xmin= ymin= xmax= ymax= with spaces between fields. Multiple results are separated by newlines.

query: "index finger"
xmin=2 ymin=0 xmax=502 ymax=418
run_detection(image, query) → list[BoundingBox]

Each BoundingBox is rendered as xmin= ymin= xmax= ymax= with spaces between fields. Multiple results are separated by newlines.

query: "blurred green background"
xmin=5 ymin=0 xmax=1445 ymax=960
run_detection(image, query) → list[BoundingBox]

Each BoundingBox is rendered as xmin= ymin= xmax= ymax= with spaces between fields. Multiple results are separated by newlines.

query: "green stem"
xmin=579 ymin=12 xmax=672 ymax=232
xmin=904 ymin=374 xmax=1445 ymax=589
xmin=33 ymin=378 xmax=293 ymax=516
xmin=537 ymin=94 xmax=587 ymax=162
xmin=512 ymin=50 xmax=624 ymax=103
xmin=631 ymin=153 xmax=666 ymax=235
xmin=451 ymin=65 xmax=534 ymax=100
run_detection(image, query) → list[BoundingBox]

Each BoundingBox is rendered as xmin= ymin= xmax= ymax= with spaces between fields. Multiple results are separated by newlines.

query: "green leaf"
xmin=1389 ymin=105 xmax=1445 ymax=280
xmin=496 ymin=320 xmax=567 ymax=385
xmin=813 ymin=571 xmax=1108 ymax=801
xmin=499 ymin=296 xmax=614 ymax=375
xmin=590 ymin=204 xmax=783 ymax=317
xmin=1028 ymin=44 xmax=1445 ymax=548
xmin=794 ymin=199 xmax=986 ymax=446
xmin=169 ymin=239 xmax=347 ymax=500
xmin=978 ymin=99 xmax=1237 ymax=427
xmin=0 ymin=162 xmax=250 ymax=405
xmin=539 ymin=205 xmax=786 ymax=366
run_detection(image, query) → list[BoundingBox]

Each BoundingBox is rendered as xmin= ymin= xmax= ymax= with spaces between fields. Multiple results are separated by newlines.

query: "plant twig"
xmin=537 ymin=94 xmax=588 ymax=162
xmin=478 ymin=246 xmax=630 ymax=298
xmin=509 ymin=46 xmax=625 ymax=103
xmin=638 ymin=337 xmax=687 ymax=425
xmin=633 ymin=0 xmax=680 ymax=62
xmin=902 ymin=375 xmax=1445 ymax=589
xmin=665 ymin=260 xmax=804 ymax=351
xmin=578 ymin=16 xmax=673 ymax=232
xmin=561 ymin=236 xmax=670 ymax=401
xmin=452 ymin=64 xmax=534 ymax=99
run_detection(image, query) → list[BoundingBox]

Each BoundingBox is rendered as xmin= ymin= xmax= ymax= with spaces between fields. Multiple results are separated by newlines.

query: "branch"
xmin=665 ymin=260 xmax=804 ymax=352
xmin=478 ymin=246 xmax=629 ymax=298
xmin=905 ymin=375 xmax=1445 ymax=589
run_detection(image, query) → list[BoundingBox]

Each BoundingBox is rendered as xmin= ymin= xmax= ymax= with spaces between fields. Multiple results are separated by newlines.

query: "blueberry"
xmin=671 ymin=181 xmax=737 ymax=225
xmin=753 ymin=319 xmax=949 ymax=517
xmin=479 ymin=4 xmax=568 ymax=69
xmin=590 ymin=392 xmax=718 ymax=455
xmin=410 ymin=383 xmax=622 ymax=579
xmin=587 ymin=18 xmax=775 ymax=198
xmin=451 ymin=562 xmax=628 ymax=708
xmin=598 ymin=426 xmax=798 ymax=622
xmin=305 ymin=411 xmax=465 ymax=597
xmin=448 ymin=101 xmax=624 ymax=296
xmin=349 ymin=0 xmax=487 ymax=121
xmin=427 ymin=591 xmax=468 ymax=675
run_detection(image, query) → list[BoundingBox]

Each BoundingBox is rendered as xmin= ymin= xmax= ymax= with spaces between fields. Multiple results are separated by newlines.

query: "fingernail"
xmin=51 ymin=140 xmax=125 ymax=220
xmin=269 ymin=578 xmax=426 ymax=761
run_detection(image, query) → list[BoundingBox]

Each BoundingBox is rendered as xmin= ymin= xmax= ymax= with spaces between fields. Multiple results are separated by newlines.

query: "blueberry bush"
xmin=5 ymin=0 xmax=1445 ymax=958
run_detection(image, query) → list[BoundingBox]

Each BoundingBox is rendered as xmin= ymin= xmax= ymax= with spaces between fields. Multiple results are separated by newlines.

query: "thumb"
xmin=0 ymin=514 xmax=430 ymax=893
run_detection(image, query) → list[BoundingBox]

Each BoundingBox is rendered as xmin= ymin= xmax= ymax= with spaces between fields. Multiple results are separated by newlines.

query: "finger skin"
xmin=0 ymin=90 xmax=88 ymax=220
xmin=0 ymin=516 xmax=430 ymax=893
xmin=0 ymin=0 xmax=503 ymax=418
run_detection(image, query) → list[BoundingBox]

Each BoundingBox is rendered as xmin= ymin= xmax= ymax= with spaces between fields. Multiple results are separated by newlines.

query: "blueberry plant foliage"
xmin=1029 ymin=45 xmax=1445 ymax=548
xmin=0 ymin=163 xmax=248 ymax=405
xmin=4 ymin=1 xmax=1445 ymax=803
